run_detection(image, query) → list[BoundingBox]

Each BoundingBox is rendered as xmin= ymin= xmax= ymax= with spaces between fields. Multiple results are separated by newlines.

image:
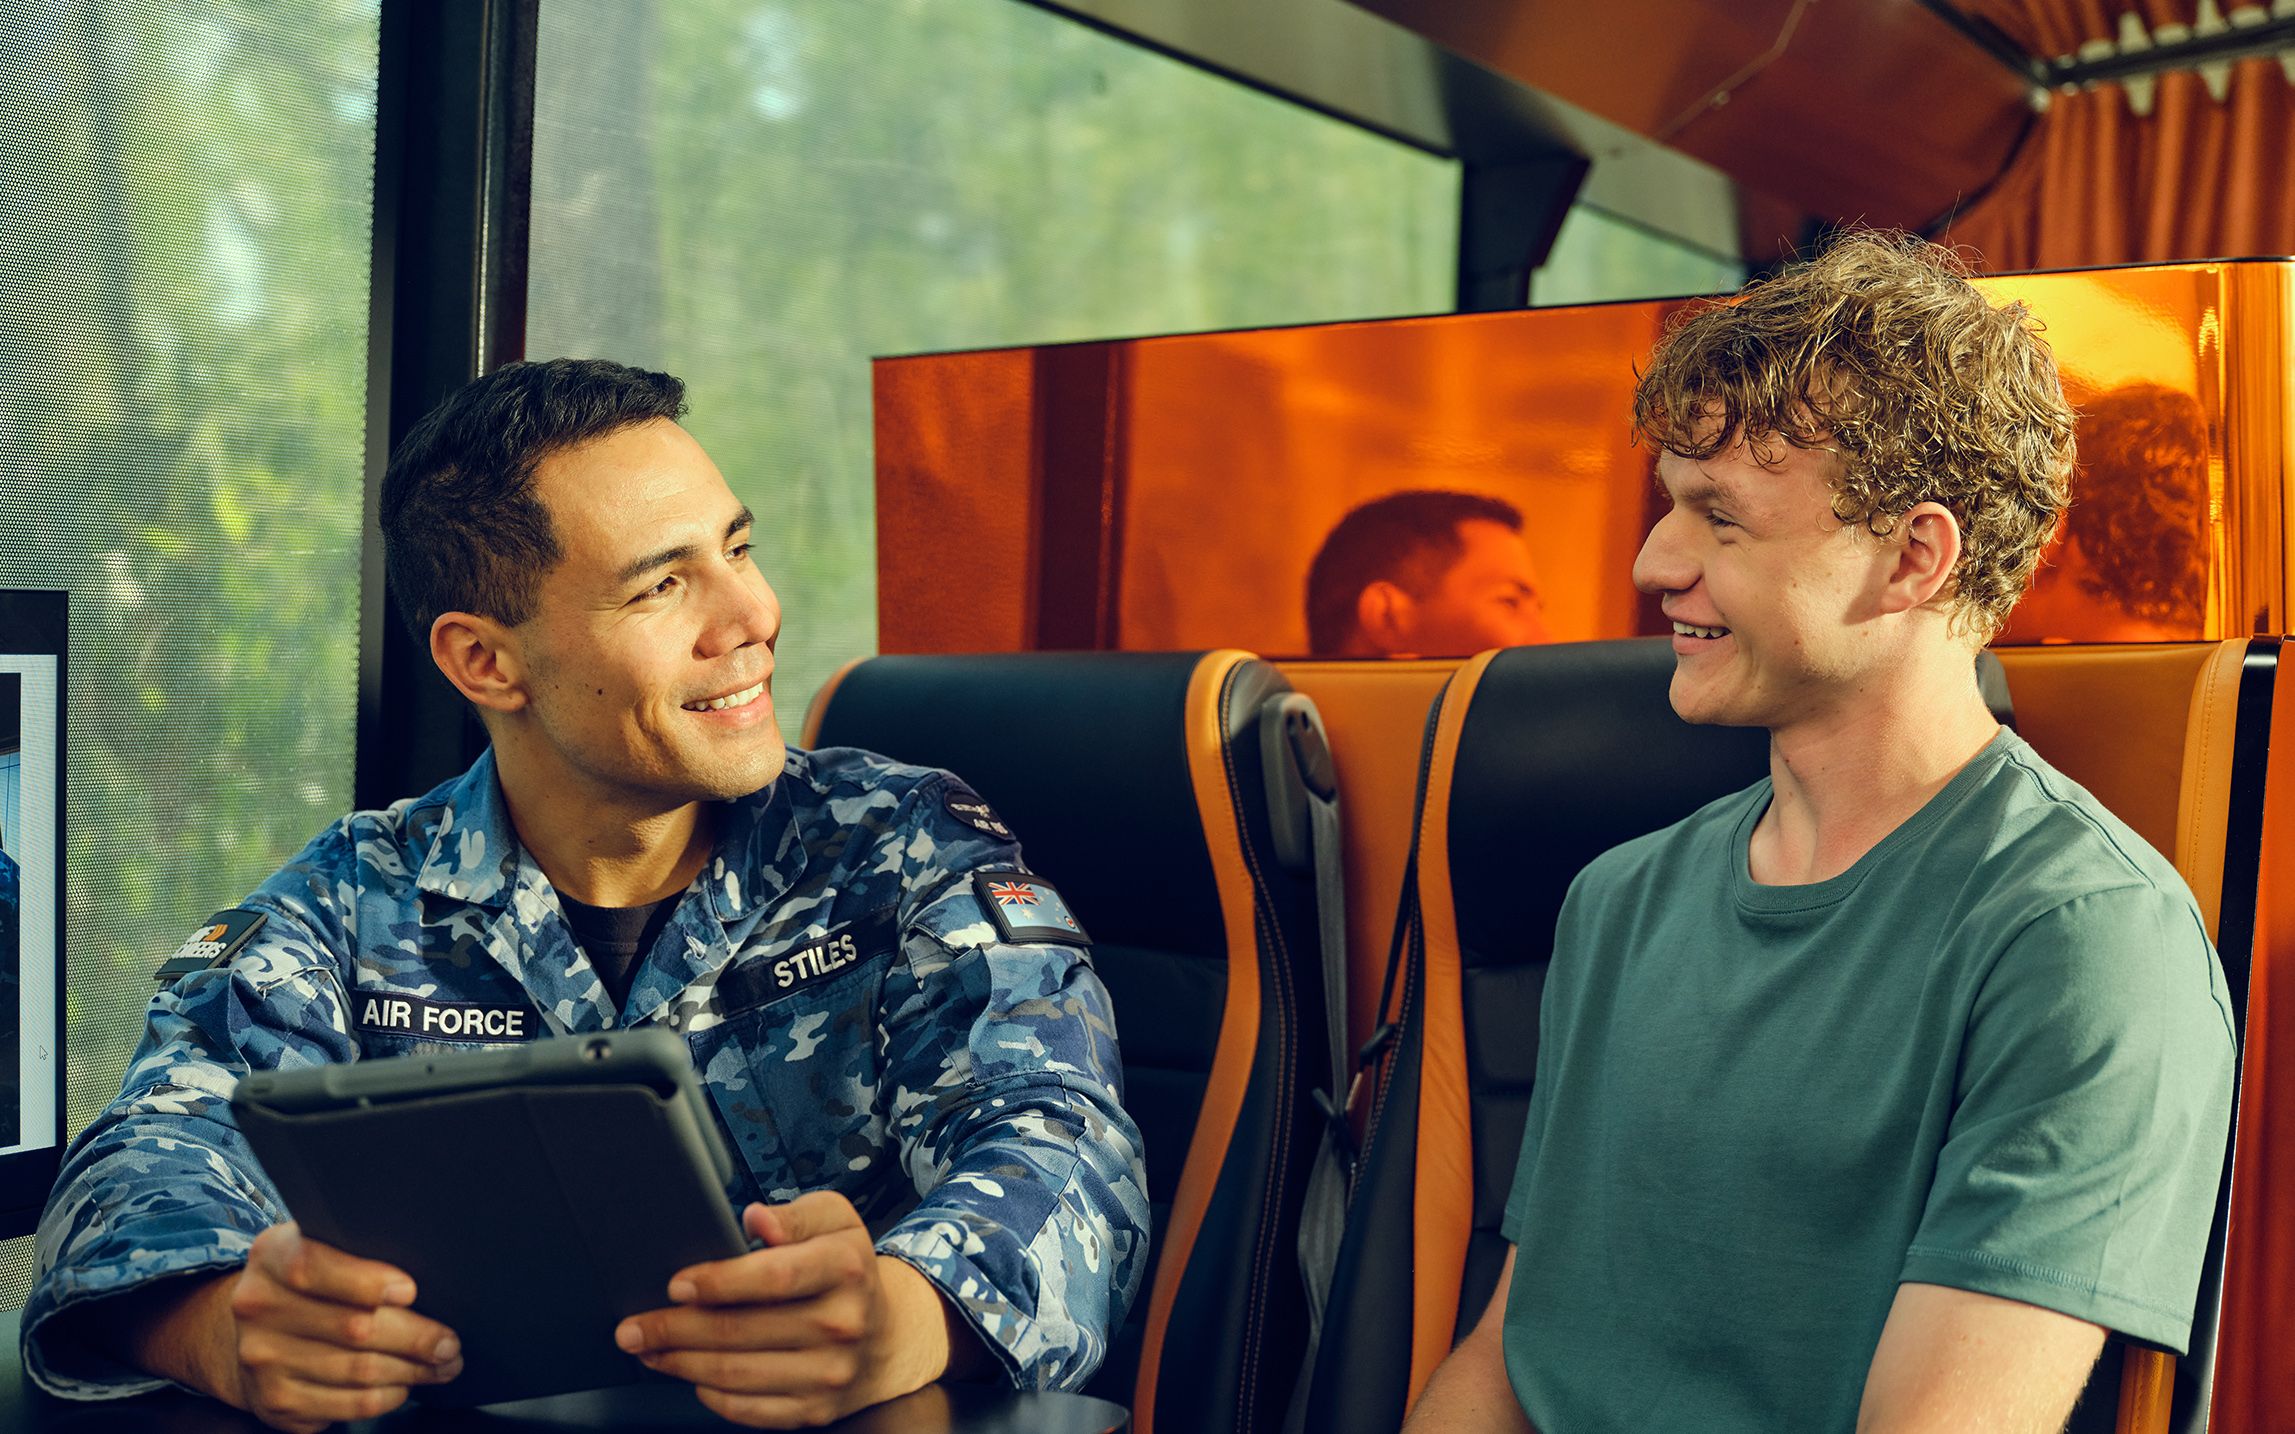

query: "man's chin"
xmin=691 ymin=731 xmax=789 ymax=801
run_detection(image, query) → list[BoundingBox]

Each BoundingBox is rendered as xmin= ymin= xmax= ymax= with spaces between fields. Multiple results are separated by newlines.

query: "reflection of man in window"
xmin=2003 ymin=382 xmax=2210 ymax=642
xmin=1304 ymin=491 xmax=1551 ymax=656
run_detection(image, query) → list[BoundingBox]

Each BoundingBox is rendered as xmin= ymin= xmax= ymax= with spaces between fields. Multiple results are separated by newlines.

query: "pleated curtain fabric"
xmin=1939 ymin=1 xmax=2295 ymax=270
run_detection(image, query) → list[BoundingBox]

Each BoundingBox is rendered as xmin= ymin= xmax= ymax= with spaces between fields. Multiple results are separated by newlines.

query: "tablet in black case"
xmin=231 ymin=1029 xmax=749 ymax=1407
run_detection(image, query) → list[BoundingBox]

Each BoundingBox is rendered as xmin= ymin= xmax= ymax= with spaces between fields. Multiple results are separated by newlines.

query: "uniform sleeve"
xmin=869 ymin=776 xmax=1150 ymax=1393
xmin=20 ymin=832 xmax=362 ymax=1399
xmin=1900 ymin=886 xmax=2236 ymax=1353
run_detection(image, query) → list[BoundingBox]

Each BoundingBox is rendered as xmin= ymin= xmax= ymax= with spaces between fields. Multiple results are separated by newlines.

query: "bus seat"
xmin=1991 ymin=640 xmax=2272 ymax=1434
xmin=1301 ymin=637 xmax=2259 ymax=1434
xmin=1276 ymin=659 xmax=1461 ymax=1066
xmin=803 ymin=651 xmax=1335 ymax=1434
xmin=1293 ymin=638 xmax=1772 ymax=1434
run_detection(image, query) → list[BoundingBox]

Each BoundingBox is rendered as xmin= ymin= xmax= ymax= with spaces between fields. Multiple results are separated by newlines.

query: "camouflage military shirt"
xmin=23 ymin=747 xmax=1148 ymax=1398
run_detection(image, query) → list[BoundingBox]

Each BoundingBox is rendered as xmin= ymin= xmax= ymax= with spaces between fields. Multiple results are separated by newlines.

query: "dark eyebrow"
xmin=615 ymin=506 xmax=755 ymax=586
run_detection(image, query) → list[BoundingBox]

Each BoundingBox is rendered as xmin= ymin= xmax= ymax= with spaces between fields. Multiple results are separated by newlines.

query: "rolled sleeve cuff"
xmin=876 ymin=1216 xmax=1039 ymax=1390
xmin=22 ymin=1244 xmax=253 ymax=1399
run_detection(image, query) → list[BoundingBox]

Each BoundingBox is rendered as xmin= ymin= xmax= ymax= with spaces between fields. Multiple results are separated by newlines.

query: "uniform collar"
xmin=414 ymin=750 xmax=523 ymax=908
xmin=701 ymin=759 xmax=808 ymax=923
xmin=413 ymin=750 xmax=812 ymax=1032
xmin=412 ymin=750 xmax=807 ymax=917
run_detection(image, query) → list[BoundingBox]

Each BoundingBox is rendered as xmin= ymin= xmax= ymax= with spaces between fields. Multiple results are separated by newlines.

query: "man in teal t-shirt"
xmin=1404 ymin=233 xmax=2235 ymax=1433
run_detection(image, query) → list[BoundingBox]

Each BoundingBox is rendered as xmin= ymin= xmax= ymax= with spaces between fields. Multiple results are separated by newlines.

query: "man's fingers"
xmin=233 ymin=1278 xmax=461 ymax=1365
xmin=661 ymin=1233 xmax=871 ymax=1308
xmin=249 ymin=1375 xmax=415 ymax=1428
xmin=646 ymin=1344 xmax=858 ymax=1397
xmin=244 ymin=1328 xmax=463 ymax=1389
xmin=692 ymin=1385 xmax=823 ymax=1430
xmin=249 ymin=1224 xmax=418 ymax=1309
xmin=620 ymin=1295 xmax=865 ymax=1354
xmin=748 ymin=1191 xmax=865 ymax=1247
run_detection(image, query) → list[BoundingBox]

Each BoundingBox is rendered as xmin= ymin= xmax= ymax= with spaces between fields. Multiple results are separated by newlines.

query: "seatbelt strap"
xmin=1296 ymin=775 xmax=1349 ymax=1338
xmin=1257 ymin=696 xmax=1352 ymax=1366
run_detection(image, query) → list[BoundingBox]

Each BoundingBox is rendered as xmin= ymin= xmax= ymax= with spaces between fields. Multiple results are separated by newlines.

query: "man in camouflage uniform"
xmin=22 ymin=359 xmax=1148 ymax=1432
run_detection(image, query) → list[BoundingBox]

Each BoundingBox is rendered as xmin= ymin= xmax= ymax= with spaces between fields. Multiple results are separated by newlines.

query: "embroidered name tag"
xmin=354 ymin=992 xmax=542 ymax=1044
xmin=153 ymin=909 xmax=267 ymax=986
xmin=716 ymin=905 xmax=898 ymax=1016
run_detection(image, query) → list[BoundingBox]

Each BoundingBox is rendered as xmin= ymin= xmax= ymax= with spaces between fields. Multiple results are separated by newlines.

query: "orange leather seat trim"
xmin=1993 ymin=640 xmax=2250 ymax=1434
xmin=2117 ymin=1346 xmax=2175 ymax=1432
xmin=1404 ymin=649 xmax=1497 ymax=1414
xmin=2171 ymin=640 xmax=2248 ymax=935
xmin=1132 ymin=649 xmax=1263 ymax=1434
xmin=1990 ymin=644 xmax=2219 ymax=878
xmin=1279 ymin=659 xmax=1462 ymax=1062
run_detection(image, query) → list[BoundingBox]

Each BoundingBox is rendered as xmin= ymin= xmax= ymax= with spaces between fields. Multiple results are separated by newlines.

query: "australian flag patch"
xmin=972 ymin=869 xmax=1089 ymax=947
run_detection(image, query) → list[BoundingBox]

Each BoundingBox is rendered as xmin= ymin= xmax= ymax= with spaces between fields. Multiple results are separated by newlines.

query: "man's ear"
xmin=430 ymin=611 xmax=529 ymax=714
xmin=1354 ymin=581 xmax=1418 ymax=656
xmin=1884 ymin=502 xmax=1965 ymax=616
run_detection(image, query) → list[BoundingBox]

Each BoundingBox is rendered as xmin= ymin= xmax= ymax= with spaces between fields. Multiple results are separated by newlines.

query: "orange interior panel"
xmin=1278 ymin=659 xmax=1461 ymax=1064
xmin=876 ymin=262 xmax=2293 ymax=661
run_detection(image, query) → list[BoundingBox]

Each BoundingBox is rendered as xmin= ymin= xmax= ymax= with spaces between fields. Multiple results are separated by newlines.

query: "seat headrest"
xmin=1442 ymin=640 xmax=1770 ymax=968
xmin=804 ymin=651 xmax=1228 ymax=951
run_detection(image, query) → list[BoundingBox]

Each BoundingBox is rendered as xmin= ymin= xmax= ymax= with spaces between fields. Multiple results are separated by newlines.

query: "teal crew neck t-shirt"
xmin=1499 ymin=729 xmax=2236 ymax=1431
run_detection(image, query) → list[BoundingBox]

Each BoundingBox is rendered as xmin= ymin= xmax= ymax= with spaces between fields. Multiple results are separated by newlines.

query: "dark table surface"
xmin=2 ymin=1312 xmax=1128 ymax=1434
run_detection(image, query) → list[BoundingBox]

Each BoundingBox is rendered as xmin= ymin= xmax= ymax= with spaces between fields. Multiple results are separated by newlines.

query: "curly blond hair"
xmin=1631 ymin=231 xmax=2076 ymax=640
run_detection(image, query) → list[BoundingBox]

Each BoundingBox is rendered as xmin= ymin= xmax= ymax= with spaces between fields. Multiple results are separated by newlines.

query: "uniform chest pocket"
xmin=701 ymin=942 xmax=895 ymax=1198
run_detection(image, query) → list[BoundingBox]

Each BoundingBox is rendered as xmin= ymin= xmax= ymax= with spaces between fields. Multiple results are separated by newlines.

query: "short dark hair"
xmin=1305 ymin=490 xmax=1523 ymax=653
xmin=2067 ymin=383 xmax=2209 ymax=626
xmin=380 ymin=358 xmax=688 ymax=640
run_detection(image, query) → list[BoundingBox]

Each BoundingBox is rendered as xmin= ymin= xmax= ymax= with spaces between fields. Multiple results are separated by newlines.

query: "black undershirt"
xmin=556 ymin=892 xmax=679 ymax=1009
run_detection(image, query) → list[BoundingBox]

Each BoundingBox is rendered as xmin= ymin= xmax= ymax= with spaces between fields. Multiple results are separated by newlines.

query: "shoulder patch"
xmin=943 ymin=782 xmax=1014 ymax=841
xmin=153 ymin=908 xmax=268 ymax=986
xmin=972 ymin=870 xmax=1090 ymax=947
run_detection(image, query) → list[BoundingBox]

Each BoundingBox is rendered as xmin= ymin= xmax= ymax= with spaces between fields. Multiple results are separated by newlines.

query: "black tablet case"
xmin=234 ymin=1038 xmax=748 ymax=1407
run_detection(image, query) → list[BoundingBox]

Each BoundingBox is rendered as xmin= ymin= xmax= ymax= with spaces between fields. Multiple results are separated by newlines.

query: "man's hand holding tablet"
xmin=88 ymin=1221 xmax=461 ymax=1433
xmin=617 ymin=1190 xmax=994 ymax=1429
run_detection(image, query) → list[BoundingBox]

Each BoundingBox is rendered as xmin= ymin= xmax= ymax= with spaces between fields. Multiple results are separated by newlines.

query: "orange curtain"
xmin=1937 ymin=3 xmax=2295 ymax=270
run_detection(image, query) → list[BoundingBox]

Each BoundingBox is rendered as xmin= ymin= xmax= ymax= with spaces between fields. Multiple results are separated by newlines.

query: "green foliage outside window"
xmin=0 ymin=0 xmax=380 ymax=1306
xmin=527 ymin=0 xmax=1461 ymax=719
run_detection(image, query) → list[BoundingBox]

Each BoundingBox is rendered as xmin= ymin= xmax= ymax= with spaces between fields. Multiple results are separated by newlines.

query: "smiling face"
xmin=1634 ymin=439 xmax=1895 ymax=733
xmin=1403 ymin=518 xmax=1552 ymax=654
xmin=498 ymin=418 xmax=786 ymax=811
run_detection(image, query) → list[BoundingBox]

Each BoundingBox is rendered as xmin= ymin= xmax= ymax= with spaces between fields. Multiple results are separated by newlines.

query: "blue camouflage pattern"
xmin=22 ymin=747 xmax=1148 ymax=1399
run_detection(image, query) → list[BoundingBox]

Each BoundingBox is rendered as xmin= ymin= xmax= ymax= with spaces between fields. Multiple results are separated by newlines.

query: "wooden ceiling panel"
xmin=1346 ymin=0 xmax=2035 ymax=230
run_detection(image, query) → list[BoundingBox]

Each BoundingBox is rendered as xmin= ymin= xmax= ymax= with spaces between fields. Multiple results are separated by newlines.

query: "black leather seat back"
xmin=809 ymin=651 xmax=1329 ymax=1434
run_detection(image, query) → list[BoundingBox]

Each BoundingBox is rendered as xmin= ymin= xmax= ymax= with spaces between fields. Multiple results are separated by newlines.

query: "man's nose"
xmin=699 ymin=569 xmax=781 ymax=656
xmin=1632 ymin=510 xmax=1692 ymax=596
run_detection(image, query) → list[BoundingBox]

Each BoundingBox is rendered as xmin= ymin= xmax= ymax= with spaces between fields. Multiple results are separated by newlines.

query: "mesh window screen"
xmin=527 ymin=0 xmax=1460 ymax=719
xmin=1532 ymin=204 xmax=1746 ymax=307
xmin=0 ymin=1 xmax=380 ymax=1308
